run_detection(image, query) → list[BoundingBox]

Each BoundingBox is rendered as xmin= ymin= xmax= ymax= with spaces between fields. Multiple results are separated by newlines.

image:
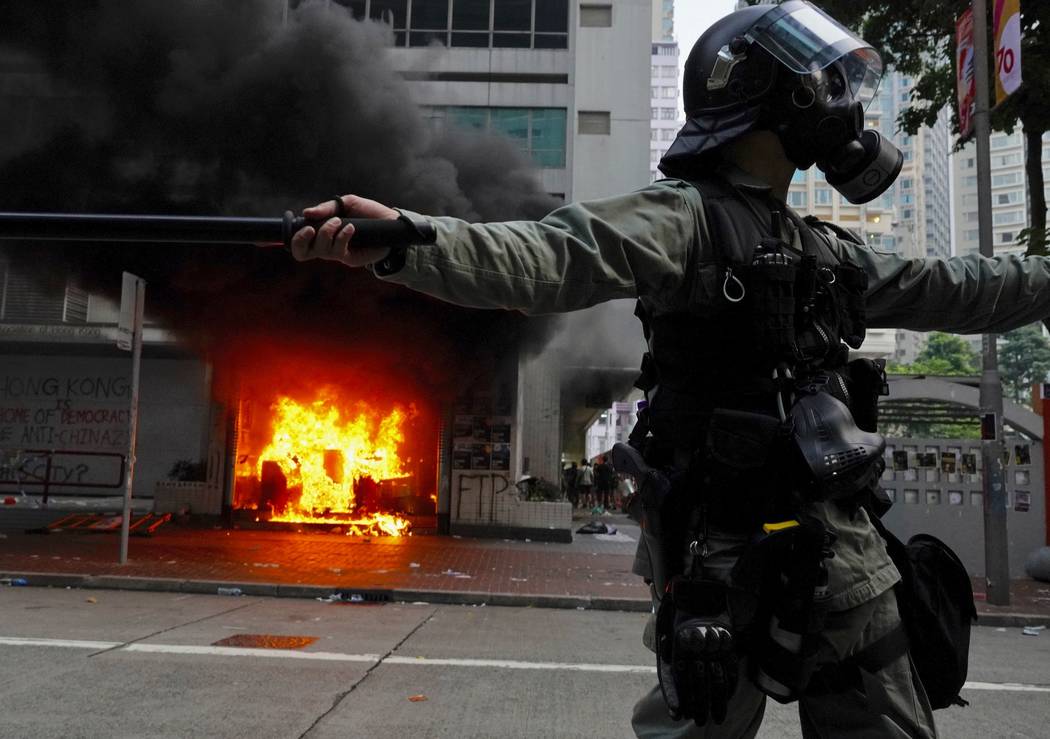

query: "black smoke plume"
xmin=0 ymin=0 xmax=562 ymax=399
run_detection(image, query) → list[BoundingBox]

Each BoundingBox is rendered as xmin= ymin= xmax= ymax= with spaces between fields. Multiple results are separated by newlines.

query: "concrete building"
xmin=649 ymin=0 xmax=679 ymax=182
xmin=952 ymin=130 xmax=1047 ymax=260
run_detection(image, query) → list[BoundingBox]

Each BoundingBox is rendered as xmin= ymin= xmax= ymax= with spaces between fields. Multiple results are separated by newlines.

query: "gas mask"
xmin=749 ymin=2 xmax=902 ymax=204
xmin=773 ymin=59 xmax=903 ymax=204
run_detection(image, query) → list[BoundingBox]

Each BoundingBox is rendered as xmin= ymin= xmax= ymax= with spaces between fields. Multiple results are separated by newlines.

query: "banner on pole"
xmin=955 ymin=8 xmax=976 ymax=139
xmin=993 ymin=0 xmax=1022 ymax=105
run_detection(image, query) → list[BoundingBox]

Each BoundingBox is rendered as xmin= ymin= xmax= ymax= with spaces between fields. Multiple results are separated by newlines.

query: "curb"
xmin=0 ymin=571 xmax=652 ymax=613
xmin=5 ymin=571 xmax=1047 ymax=625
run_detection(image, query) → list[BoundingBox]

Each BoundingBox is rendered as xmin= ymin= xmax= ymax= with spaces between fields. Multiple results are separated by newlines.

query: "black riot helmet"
xmin=660 ymin=1 xmax=902 ymax=205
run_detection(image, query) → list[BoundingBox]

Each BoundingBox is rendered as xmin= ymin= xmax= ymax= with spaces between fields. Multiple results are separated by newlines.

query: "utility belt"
xmin=613 ymin=361 xmax=891 ymax=714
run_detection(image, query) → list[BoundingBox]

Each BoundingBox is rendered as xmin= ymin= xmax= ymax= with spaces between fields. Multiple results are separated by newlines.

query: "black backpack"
xmin=877 ymin=523 xmax=978 ymax=709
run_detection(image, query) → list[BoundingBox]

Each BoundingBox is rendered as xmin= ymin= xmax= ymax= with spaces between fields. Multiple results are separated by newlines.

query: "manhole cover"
xmin=211 ymin=634 xmax=318 ymax=649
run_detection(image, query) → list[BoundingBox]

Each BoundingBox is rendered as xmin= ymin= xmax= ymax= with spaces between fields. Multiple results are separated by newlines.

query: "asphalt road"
xmin=1 ymin=588 xmax=1048 ymax=738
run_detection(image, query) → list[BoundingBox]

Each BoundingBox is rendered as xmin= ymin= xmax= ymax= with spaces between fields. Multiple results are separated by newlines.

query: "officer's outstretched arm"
xmin=293 ymin=184 xmax=699 ymax=315
xmin=848 ymin=245 xmax=1050 ymax=334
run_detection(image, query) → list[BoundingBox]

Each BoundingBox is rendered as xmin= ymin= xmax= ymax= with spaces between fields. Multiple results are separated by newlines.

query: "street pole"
xmin=119 ymin=276 xmax=145 ymax=565
xmin=973 ymin=0 xmax=1011 ymax=605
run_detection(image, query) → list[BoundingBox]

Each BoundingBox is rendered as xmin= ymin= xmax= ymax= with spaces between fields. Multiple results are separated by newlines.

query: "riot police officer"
xmin=291 ymin=2 xmax=1050 ymax=736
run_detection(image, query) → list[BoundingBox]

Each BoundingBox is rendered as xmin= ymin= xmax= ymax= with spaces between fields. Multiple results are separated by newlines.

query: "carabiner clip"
xmin=818 ymin=266 xmax=836 ymax=285
xmin=722 ymin=267 xmax=746 ymax=303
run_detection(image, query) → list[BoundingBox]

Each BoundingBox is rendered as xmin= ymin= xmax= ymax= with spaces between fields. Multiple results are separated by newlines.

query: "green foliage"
xmin=887 ymin=332 xmax=979 ymax=376
xmin=999 ymin=323 xmax=1050 ymax=402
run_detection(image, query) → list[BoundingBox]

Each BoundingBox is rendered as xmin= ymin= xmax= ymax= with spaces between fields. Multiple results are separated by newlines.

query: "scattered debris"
xmin=510 ymin=577 xmax=528 ymax=583
xmin=408 ymin=695 xmax=428 ymax=702
xmin=217 ymin=587 xmax=243 ymax=596
xmin=576 ymin=521 xmax=616 ymax=535
xmin=1022 ymin=626 xmax=1045 ymax=636
xmin=1 ymin=577 xmax=28 ymax=586
xmin=252 ymin=563 xmax=280 ymax=569
xmin=409 ymin=562 xmax=421 ymax=568
xmin=327 ymin=568 xmax=343 ymax=575
xmin=85 ymin=597 xmax=97 ymax=604
xmin=442 ymin=569 xmax=471 ymax=579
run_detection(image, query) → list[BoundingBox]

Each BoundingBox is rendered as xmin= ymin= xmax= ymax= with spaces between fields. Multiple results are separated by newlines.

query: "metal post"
xmin=973 ymin=0 xmax=1011 ymax=605
xmin=119 ymin=278 xmax=145 ymax=565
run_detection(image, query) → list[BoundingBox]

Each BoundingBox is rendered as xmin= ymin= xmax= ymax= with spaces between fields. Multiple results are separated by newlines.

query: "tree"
xmin=998 ymin=323 xmax=1050 ymax=401
xmin=744 ymin=0 xmax=1050 ymax=256
xmin=887 ymin=331 xmax=979 ymax=375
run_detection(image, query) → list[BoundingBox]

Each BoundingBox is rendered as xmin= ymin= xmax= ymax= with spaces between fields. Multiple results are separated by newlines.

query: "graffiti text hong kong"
xmin=0 ymin=375 xmax=130 ymax=400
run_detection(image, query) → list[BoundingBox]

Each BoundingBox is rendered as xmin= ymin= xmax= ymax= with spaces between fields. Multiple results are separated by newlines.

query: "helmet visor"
xmin=749 ymin=1 xmax=883 ymax=106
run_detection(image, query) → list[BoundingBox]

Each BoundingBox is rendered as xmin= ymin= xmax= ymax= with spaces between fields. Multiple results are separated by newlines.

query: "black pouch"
xmin=833 ymin=264 xmax=869 ymax=349
xmin=703 ymin=409 xmax=786 ymax=528
xmin=844 ymin=358 xmax=889 ymax=432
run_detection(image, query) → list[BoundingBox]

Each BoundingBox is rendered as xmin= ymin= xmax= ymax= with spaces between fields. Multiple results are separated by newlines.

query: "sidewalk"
xmin=1 ymin=513 xmax=1048 ymax=625
xmin=0 ymin=512 xmax=650 ymax=611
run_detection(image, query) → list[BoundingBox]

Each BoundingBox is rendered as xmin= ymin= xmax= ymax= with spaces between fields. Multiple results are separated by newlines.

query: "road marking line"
xmin=963 ymin=681 xmax=1050 ymax=693
xmin=123 ymin=644 xmax=380 ymax=662
xmin=383 ymin=656 xmax=656 ymax=673
xmin=3 ymin=635 xmax=1049 ymax=691
xmin=0 ymin=636 xmax=120 ymax=650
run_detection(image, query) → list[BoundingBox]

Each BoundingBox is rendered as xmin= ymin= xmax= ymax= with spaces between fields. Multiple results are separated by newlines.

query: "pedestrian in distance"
xmin=290 ymin=2 xmax=1049 ymax=735
xmin=576 ymin=458 xmax=595 ymax=511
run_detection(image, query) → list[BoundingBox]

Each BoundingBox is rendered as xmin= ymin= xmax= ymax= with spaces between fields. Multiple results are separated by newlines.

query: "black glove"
xmin=656 ymin=579 xmax=740 ymax=725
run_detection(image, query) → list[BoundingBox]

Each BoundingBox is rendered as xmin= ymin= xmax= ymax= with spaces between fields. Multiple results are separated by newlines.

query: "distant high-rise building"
xmin=952 ymin=131 xmax=1048 ymax=260
xmin=649 ymin=0 xmax=679 ymax=181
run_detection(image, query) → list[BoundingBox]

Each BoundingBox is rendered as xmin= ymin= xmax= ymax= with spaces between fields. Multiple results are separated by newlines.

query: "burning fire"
xmin=248 ymin=388 xmax=413 ymax=536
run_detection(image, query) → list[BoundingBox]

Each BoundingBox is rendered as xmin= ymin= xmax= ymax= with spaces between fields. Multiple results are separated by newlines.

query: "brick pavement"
xmin=0 ymin=515 xmax=649 ymax=606
xmin=1 ymin=515 xmax=1048 ymax=624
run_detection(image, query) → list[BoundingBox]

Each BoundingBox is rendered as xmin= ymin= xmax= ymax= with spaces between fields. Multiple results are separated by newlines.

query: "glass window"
xmin=410 ymin=30 xmax=447 ymax=46
xmin=993 ymin=210 xmax=1024 ymax=225
xmin=493 ymin=32 xmax=530 ymax=47
xmin=449 ymin=106 xmax=489 ymax=131
xmin=531 ymin=108 xmax=566 ymax=167
xmin=814 ymin=187 xmax=832 ymax=204
xmin=535 ymin=0 xmax=568 ymax=32
xmin=1000 ymin=232 xmax=1015 ymax=243
xmin=334 ymin=0 xmax=367 ymax=20
xmin=451 ymin=32 xmax=489 ymax=46
xmin=533 ymin=33 xmax=567 ymax=47
xmin=651 ymin=87 xmax=659 ymax=98
xmin=788 ymin=190 xmax=807 ymax=208
xmin=662 ymin=87 xmax=676 ymax=98
xmin=371 ymin=0 xmax=407 ymax=27
xmin=494 ymin=0 xmax=532 ymax=30
xmin=661 ymin=129 xmax=674 ymax=141
xmin=453 ymin=0 xmax=490 ymax=30
xmin=651 ymin=129 xmax=659 ymax=141
xmin=412 ymin=1 xmax=449 ymax=29
xmin=661 ymin=108 xmax=676 ymax=120
xmin=662 ymin=66 xmax=676 ymax=78
xmin=491 ymin=108 xmax=530 ymax=149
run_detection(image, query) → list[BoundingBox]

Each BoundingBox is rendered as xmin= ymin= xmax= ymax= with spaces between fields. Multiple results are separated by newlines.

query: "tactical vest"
xmin=633 ymin=176 xmax=879 ymax=529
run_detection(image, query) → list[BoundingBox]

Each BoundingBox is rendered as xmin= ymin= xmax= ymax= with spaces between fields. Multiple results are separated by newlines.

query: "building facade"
xmin=649 ymin=0 xmax=679 ymax=182
xmin=952 ymin=130 xmax=1048 ymax=260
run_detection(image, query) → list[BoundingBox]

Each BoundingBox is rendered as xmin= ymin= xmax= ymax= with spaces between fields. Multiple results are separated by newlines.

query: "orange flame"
xmin=251 ymin=388 xmax=412 ymax=536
